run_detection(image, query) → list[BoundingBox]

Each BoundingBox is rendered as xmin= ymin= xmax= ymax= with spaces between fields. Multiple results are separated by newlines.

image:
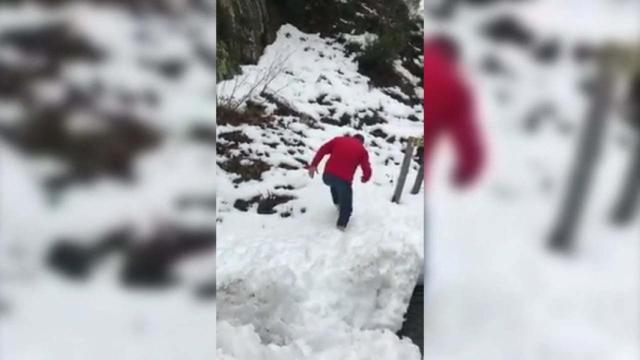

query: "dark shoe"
xmin=337 ymin=225 xmax=346 ymax=231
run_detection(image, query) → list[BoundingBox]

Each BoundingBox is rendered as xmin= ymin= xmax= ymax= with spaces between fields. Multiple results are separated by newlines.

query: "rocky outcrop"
xmin=217 ymin=0 xmax=281 ymax=80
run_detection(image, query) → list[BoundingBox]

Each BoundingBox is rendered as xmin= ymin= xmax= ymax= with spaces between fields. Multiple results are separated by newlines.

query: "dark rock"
xmin=194 ymin=280 xmax=217 ymax=300
xmin=0 ymin=22 xmax=104 ymax=64
xmin=152 ymin=59 xmax=187 ymax=79
xmin=47 ymin=241 xmax=95 ymax=280
xmin=120 ymin=226 xmax=215 ymax=288
xmin=481 ymin=54 xmax=510 ymax=75
xmin=190 ymin=125 xmax=217 ymax=145
xmin=482 ymin=15 xmax=534 ymax=47
xmin=234 ymin=196 xmax=260 ymax=212
xmin=257 ymin=193 xmax=295 ymax=214
xmin=217 ymin=0 xmax=279 ymax=80
xmin=358 ymin=112 xmax=387 ymax=127
xmin=371 ymin=128 xmax=388 ymax=139
xmin=278 ymin=163 xmax=299 ymax=170
xmin=216 ymin=105 xmax=275 ymax=128
xmin=46 ymin=227 xmax=134 ymax=280
xmin=219 ymin=130 xmax=252 ymax=145
xmin=573 ymin=43 xmax=598 ymax=63
xmin=316 ymin=94 xmax=332 ymax=106
xmin=534 ymin=39 xmax=561 ymax=64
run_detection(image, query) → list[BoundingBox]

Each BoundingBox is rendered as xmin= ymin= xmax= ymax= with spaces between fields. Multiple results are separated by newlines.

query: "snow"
xmin=341 ymin=32 xmax=378 ymax=47
xmin=0 ymin=3 xmax=216 ymax=359
xmin=217 ymin=24 xmax=423 ymax=359
xmin=218 ymin=25 xmax=422 ymax=126
xmin=424 ymin=1 xmax=639 ymax=359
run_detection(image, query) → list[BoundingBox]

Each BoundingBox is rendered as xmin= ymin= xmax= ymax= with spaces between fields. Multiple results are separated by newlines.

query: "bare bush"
xmin=217 ymin=47 xmax=294 ymax=111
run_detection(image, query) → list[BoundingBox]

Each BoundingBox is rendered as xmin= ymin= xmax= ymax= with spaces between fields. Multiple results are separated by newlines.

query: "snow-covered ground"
xmin=0 ymin=3 xmax=216 ymax=359
xmin=424 ymin=1 xmax=640 ymax=359
xmin=217 ymin=24 xmax=424 ymax=359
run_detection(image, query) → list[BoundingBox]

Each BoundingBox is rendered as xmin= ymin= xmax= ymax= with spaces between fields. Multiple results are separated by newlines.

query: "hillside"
xmin=216 ymin=1 xmax=425 ymax=358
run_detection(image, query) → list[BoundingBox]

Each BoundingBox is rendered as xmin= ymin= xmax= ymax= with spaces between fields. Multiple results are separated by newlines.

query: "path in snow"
xmin=217 ymin=167 xmax=423 ymax=359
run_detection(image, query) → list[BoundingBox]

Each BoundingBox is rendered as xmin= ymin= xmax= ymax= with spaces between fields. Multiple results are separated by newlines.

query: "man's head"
xmin=426 ymin=34 xmax=460 ymax=62
xmin=353 ymin=134 xmax=365 ymax=144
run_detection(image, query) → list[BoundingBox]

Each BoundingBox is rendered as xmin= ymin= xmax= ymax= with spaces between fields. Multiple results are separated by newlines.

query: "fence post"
xmin=548 ymin=55 xmax=614 ymax=252
xmin=392 ymin=138 xmax=416 ymax=203
xmin=611 ymin=136 xmax=640 ymax=224
xmin=611 ymin=71 xmax=640 ymax=225
xmin=411 ymin=139 xmax=424 ymax=195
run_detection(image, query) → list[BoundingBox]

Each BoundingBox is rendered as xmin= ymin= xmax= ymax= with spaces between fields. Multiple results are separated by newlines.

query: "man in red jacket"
xmin=308 ymin=134 xmax=372 ymax=230
xmin=424 ymin=36 xmax=485 ymax=188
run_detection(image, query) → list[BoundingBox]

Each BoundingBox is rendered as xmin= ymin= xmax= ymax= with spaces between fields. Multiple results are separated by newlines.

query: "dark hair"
xmin=353 ymin=134 xmax=365 ymax=143
xmin=427 ymin=34 xmax=460 ymax=62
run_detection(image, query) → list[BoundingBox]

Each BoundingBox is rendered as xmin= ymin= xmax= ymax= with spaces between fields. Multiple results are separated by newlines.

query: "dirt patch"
xmin=233 ymin=193 xmax=296 ymax=215
xmin=219 ymin=130 xmax=253 ymax=146
xmin=282 ymin=137 xmax=306 ymax=147
xmin=278 ymin=163 xmax=300 ymax=170
xmin=371 ymin=128 xmax=388 ymax=139
xmin=482 ymin=15 xmax=535 ymax=48
xmin=0 ymin=103 xmax=161 ymax=194
xmin=257 ymin=193 xmax=296 ymax=214
xmin=233 ymin=195 xmax=261 ymax=212
xmin=47 ymin=224 xmax=215 ymax=288
xmin=217 ymin=105 xmax=275 ymax=128
xmin=357 ymin=111 xmax=387 ymax=127
xmin=190 ymin=125 xmax=217 ymax=145
xmin=218 ymin=157 xmax=271 ymax=183
xmin=0 ymin=22 xmax=104 ymax=65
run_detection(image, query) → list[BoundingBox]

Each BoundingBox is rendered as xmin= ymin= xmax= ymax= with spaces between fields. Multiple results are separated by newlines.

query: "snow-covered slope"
xmin=0 ymin=2 xmax=216 ymax=359
xmin=424 ymin=1 xmax=640 ymax=359
xmin=216 ymin=24 xmax=424 ymax=359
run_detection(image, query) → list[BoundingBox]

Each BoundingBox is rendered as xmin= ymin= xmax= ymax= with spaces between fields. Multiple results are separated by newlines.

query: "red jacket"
xmin=424 ymin=40 xmax=485 ymax=187
xmin=310 ymin=136 xmax=372 ymax=183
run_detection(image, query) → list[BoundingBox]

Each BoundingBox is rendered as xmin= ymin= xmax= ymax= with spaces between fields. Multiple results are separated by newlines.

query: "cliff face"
xmin=216 ymin=0 xmax=280 ymax=80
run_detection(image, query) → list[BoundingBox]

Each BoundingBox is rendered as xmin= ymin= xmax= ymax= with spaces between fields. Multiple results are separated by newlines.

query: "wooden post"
xmin=410 ymin=138 xmax=424 ymax=195
xmin=392 ymin=138 xmax=416 ymax=203
xmin=548 ymin=55 xmax=614 ymax=252
xmin=611 ymin=131 xmax=640 ymax=224
xmin=611 ymin=71 xmax=640 ymax=225
xmin=411 ymin=161 xmax=424 ymax=195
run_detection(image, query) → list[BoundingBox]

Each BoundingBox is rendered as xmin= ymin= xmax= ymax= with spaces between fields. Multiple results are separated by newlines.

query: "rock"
xmin=482 ymin=15 xmax=534 ymax=48
xmin=481 ymin=54 xmax=511 ymax=75
xmin=534 ymin=39 xmax=561 ymax=64
xmin=217 ymin=0 xmax=280 ymax=80
xmin=120 ymin=226 xmax=215 ymax=288
xmin=257 ymin=194 xmax=295 ymax=214
xmin=47 ymin=241 xmax=96 ymax=280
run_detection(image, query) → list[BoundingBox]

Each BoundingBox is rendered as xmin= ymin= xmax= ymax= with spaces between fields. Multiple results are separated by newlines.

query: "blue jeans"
xmin=322 ymin=173 xmax=353 ymax=227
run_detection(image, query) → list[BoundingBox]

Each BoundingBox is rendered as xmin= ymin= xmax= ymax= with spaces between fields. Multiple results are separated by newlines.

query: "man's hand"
xmin=308 ymin=165 xmax=318 ymax=178
xmin=361 ymin=175 xmax=370 ymax=183
xmin=451 ymin=161 xmax=480 ymax=188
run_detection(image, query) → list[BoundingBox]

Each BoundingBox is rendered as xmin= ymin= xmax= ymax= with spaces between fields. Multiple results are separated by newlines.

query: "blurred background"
xmin=0 ymin=1 xmax=216 ymax=358
xmin=423 ymin=0 xmax=639 ymax=359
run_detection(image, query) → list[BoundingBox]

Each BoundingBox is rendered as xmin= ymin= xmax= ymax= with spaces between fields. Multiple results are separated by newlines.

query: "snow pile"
xmin=424 ymin=1 xmax=639 ymax=359
xmin=0 ymin=2 xmax=216 ymax=359
xmin=217 ymin=24 xmax=423 ymax=359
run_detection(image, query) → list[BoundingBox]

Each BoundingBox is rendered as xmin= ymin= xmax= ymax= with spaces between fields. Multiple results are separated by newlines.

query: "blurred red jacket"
xmin=424 ymin=39 xmax=485 ymax=187
xmin=310 ymin=136 xmax=372 ymax=183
